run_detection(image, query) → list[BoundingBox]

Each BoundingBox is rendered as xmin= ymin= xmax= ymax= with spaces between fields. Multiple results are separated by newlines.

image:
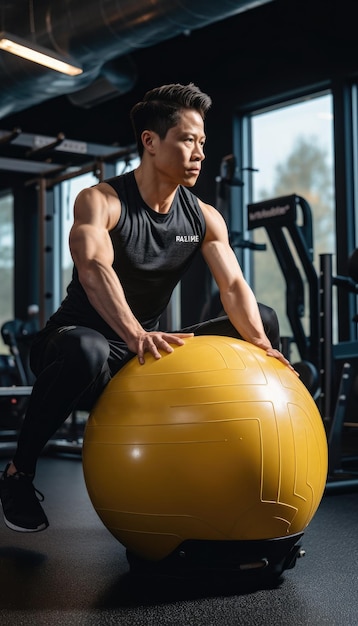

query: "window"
xmin=249 ymin=94 xmax=335 ymax=357
xmin=0 ymin=191 xmax=14 ymax=352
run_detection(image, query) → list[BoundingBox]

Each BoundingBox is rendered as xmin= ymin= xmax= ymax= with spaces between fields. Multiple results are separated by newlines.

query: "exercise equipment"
xmin=320 ymin=253 xmax=358 ymax=491
xmin=1 ymin=318 xmax=37 ymax=385
xmin=83 ymin=335 xmax=327 ymax=579
xmin=0 ymin=319 xmax=34 ymax=432
xmin=200 ymin=155 xmax=267 ymax=322
xmin=0 ymin=354 xmax=30 ymax=446
xmin=0 ymin=317 xmax=85 ymax=458
xmin=247 ymin=194 xmax=320 ymax=373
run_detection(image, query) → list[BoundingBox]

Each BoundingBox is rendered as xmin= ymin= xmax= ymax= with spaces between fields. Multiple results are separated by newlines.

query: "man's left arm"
xmin=199 ymin=201 xmax=296 ymax=371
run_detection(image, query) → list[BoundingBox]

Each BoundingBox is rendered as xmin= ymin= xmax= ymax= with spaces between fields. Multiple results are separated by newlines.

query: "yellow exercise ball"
xmin=82 ymin=336 xmax=328 ymax=565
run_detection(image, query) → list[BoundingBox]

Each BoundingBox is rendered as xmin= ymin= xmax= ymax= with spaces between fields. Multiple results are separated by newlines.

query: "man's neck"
xmin=134 ymin=165 xmax=178 ymax=214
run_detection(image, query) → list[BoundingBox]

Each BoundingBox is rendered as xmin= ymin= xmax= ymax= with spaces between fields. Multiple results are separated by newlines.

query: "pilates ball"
xmin=82 ymin=336 xmax=328 ymax=561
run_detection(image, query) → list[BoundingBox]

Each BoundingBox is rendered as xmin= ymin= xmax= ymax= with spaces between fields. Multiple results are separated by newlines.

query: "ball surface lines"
xmin=82 ymin=336 xmax=328 ymax=561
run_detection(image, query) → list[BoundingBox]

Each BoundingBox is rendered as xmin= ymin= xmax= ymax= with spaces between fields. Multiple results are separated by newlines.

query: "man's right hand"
xmin=132 ymin=331 xmax=194 ymax=365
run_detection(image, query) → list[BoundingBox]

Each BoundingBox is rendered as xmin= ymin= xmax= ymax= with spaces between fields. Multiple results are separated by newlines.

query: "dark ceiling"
xmin=1 ymin=0 xmax=358 ymax=151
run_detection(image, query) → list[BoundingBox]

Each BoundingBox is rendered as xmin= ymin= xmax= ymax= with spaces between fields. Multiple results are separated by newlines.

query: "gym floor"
xmin=0 ymin=454 xmax=357 ymax=626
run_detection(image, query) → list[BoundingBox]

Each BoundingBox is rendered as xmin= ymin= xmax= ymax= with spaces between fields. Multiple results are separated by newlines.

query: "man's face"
xmin=150 ymin=109 xmax=206 ymax=187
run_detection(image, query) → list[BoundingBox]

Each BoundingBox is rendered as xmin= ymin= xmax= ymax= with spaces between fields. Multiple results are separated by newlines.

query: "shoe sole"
xmin=3 ymin=514 xmax=49 ymax=533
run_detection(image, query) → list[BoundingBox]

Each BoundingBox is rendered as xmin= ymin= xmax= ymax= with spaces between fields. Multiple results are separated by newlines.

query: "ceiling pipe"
xmin=0 ymin=0 xmax=274 ymax=119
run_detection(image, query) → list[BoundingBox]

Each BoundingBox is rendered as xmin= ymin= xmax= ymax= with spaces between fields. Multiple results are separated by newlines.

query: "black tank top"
xmin=48 ymin=171 xmax=206 ymax=338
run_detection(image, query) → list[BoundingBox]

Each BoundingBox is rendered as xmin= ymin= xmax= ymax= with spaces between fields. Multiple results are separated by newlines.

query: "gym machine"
xmin=247 ymin=194 xmax=320 ymax=379
xmin=0 ymin=319 xmax=33 ymax=456
xmin=320 ymin=253 xmax=358 ymax=491
xmin=0 ymin=316 xmax=85 ymax=458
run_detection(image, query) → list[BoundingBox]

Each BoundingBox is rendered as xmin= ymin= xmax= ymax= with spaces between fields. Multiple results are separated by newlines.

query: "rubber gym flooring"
xmin=0 ymin=454 xmax=357 ymax=626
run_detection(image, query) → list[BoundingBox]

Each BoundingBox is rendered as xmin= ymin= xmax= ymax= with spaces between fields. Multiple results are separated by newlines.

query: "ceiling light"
xmin=0 ymin=31 xmax=83 ymax=76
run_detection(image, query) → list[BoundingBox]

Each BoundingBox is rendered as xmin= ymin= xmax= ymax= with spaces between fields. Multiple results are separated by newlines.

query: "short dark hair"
xmin=130 ymin=83 xmax=212 ymax=156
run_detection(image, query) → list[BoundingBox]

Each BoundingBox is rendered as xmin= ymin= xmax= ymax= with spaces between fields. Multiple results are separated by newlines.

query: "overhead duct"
xmin=0 ymin=0 xmax=274 ymax=118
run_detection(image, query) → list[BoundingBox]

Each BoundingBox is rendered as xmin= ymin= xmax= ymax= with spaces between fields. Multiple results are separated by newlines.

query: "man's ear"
xmin=141 ymin=130 xmax=156 ymax=154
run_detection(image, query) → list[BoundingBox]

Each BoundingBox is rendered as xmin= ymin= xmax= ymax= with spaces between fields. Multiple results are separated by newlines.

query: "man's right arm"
xmin=69 ymin=185 xmax=192 ymax=363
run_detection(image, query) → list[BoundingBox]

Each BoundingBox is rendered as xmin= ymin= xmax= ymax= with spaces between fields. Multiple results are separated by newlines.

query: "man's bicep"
xmin=202 ymin=238 xmax=244 ymax=291
xmin=70 ymin=188 xmax=114 ymax=264
xmin=70 ymin=222 xmax=114 ymax=268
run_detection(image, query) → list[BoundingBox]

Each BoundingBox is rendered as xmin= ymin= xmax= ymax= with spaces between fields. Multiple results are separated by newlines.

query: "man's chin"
xmin=182 ymin=175 xmax=199 ymax=188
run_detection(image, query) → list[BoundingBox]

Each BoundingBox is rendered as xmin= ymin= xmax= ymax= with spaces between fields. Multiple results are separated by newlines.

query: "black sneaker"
xmin=0 ymin=464 xmax=49 ymax=532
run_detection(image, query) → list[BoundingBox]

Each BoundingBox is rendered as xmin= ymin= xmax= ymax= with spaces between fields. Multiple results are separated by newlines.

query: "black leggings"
xmin=13 ymin=303 xmax=279 ymax=474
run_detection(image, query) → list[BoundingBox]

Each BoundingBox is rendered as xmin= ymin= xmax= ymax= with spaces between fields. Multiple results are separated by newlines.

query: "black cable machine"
xmin=0 ymin=319 xmax=84 ymax=458
xmin=320 ymin=253 xmax=358 ymax=491
xmin=247 ymin=194 xmax=320 ymax=389
xmin=0 ymin=320 xmax=33 ymax=456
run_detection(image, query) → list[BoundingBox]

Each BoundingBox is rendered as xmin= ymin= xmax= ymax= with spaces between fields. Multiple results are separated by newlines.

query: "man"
xmin=0 ymin=83 xmax=293 ymax=533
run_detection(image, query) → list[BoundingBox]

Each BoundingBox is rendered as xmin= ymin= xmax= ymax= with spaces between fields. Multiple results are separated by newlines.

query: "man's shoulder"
xmin=177 ymin=184 xmax=202 ymax=208
xmin=103 ymin=170 xmax=134 ymax=193
xmin=178 ymin=186 xmax=214 ymax=214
